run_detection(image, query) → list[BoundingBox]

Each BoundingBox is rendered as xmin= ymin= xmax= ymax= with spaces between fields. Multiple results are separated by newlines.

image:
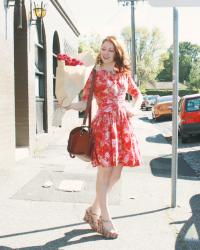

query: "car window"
xmin=147 ymin=96 xmax=155 ymax=100
xmin=157 ymin=96 xmax=172 ymax=103
xmin=185 ymin=97 xmax=200 ymax=112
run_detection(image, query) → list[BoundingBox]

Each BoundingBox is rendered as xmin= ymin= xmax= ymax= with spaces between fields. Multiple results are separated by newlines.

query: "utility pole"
xmin=118 ymin=0 xmax=144 ymax=84
xmin=130 ymin=0 xmax=137 ymax=82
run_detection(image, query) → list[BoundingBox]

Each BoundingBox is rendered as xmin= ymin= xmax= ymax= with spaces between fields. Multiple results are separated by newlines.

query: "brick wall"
xmin=0 ymin=1 xmax=81 ymax=167
xmin=0 ymin=3 xmax=16 ymax=168
xmin=14 ymin=18 xmax=29 ymax=146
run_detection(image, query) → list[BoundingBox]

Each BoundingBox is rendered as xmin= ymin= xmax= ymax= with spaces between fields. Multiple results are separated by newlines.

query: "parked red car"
xmin=178 ymin=93 xmax=200 ymax=143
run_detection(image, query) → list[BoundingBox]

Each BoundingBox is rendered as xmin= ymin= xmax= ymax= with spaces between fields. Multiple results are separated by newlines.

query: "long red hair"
xmin=96 ymin=36 xmax=131 ymax=74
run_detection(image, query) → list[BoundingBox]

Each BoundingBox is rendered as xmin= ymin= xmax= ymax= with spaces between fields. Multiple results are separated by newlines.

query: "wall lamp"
xmin=30 ymin=0 xmax=47 ymax=25
xmin=30 ymin=0 xmax=47 ymax=42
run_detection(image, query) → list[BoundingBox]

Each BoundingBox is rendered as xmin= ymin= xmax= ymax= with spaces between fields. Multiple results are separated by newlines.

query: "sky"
xmin=64 ymin=0 xmax=200 ymax=48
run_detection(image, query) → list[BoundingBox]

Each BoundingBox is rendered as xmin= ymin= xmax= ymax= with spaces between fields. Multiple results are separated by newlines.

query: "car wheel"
xmin=181 ymin=134 xmax=189 ymax=143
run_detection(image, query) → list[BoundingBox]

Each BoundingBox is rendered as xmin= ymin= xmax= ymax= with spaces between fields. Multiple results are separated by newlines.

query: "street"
xmin=139 ymin=109 xmax=200 ymax=177
xmin=0 ymin=109 xmax=199 ymax=249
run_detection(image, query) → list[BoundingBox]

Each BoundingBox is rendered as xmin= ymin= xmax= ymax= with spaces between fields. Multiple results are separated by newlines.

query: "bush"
xmin=144 ymin=89 xmax=199 ymax=97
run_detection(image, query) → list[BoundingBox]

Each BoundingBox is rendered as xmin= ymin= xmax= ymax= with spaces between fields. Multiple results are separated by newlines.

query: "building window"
xmin=34 ymin=20 xmax=47 ymax=133
xmin=52 ymin=32 xmax=60 ymax=98
xmin=35 ymin=42 xmax=45 ymax=98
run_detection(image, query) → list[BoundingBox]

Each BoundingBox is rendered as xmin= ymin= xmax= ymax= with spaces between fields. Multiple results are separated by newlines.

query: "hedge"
xmin=142 ymin=89 xmax=199 ymax=97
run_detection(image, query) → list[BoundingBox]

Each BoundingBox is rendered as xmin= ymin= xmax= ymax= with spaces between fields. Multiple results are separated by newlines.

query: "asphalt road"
xmin=139 ymin=109 xmax=200 ymax=177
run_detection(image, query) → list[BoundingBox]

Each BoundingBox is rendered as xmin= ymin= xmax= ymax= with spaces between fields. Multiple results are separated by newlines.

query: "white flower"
xmin=112 ymin=139 xmax=116 ymax=146
xmin=107 ymin=80 xmax=112 ymax=87
xmin=113 ymin=84 xmax=118 ymax=95
xmin=124 ymin=155 xmax=129 ymax=163
xmin=124 ymin=136 xmax=130 ymax=143
xmin=105 ymin=152 xmax=110 ymax=158
xmin=105 ymin=132 xmax=110 ymax=140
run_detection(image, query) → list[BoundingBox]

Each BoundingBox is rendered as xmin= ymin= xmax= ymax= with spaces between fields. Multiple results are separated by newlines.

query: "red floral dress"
xmin=82 ymin=69 xmax=142 ymax=168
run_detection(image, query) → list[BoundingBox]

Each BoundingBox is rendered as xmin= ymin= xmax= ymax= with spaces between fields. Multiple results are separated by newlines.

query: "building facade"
xmin=0 ymin=0 xmax=80 ymax=168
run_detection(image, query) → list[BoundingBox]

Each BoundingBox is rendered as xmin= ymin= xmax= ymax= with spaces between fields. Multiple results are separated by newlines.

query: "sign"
xmin=148 ymin=0 xmax=200 ymax=7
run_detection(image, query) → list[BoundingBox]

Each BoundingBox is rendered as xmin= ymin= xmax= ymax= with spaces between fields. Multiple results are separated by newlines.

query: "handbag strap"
xmin=82 ymin=66 xmax=96 ymax=127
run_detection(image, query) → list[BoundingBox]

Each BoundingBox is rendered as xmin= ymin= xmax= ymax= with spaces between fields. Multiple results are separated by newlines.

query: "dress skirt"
xmin=91 ymin=103 xmax=142 ymax=168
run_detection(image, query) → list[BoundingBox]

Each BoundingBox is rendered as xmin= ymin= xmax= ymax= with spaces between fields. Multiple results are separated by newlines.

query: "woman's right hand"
xmin=57 ymin=101 xmax=63 ymax=108
xmin=63 ymin=105 xmax=72 ymax=111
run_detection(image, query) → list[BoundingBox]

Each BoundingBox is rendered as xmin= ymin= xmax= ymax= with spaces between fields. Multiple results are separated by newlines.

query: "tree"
xmin=121 ymin=26 xmax=132 ymax=55
xmin=157 ymin=42 xmax=200 ymax=83
xmin=78 ymin=32 xmax=102 ymax=57
xmin=156 ymin=49 xmax=173 ymax=81
xmin=121 ymin=26 xmax=166 ymax=86
xmin=189 ymin=59 xmax=200 ymax=90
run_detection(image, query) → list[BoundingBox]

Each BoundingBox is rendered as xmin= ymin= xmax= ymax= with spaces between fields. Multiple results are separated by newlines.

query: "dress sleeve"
xmin=81 ymin=71 xmax=93 ymax=101
xmin=127 ymin=74 xmax=140 ymax=98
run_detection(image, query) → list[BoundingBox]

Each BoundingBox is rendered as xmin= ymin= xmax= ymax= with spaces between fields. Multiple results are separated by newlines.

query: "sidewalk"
xmin=0 ymin=112 xmax=199 ymax=250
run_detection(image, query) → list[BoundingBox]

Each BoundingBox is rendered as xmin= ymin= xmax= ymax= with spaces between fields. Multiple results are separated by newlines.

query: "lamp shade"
xmin=34 ymin=6 xmax=46 ymax=18
xmin=33 ymin=0 xmax=47 ymax=18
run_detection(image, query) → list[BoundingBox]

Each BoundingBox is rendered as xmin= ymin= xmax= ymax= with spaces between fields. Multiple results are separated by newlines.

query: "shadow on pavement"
xmin=139 ymin=116 xmax=151 ymax=123
xmin=165 ymin=135 xmax=200 ymax=147
xmin=0 ymin=207 xmax=170 ymax=249
xmin=150 ymin=154 xmax=199 ymax=180
xmin=0 ymin=229 xmax=104 ymax=250
xmin=146 ymin=133 xmax=169 ymax=144
xmin=151 ymin=117 xmax=172 ymax=123
xmin=0 ymin=222 xmax=86 ymax=240
xmin=172 ymin=194 xmax=200 ymax=250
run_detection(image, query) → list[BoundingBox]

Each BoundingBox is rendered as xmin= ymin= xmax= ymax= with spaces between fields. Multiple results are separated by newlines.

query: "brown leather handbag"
xmin=67 ymin=68 xmax=96 ymax=162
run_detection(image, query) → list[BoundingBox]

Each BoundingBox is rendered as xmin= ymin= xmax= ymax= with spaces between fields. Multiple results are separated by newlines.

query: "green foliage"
xmin=189 ymin=59 xmax=200 ymax=90
xmin=156 ymin=51 xmax=173 ymax=81
xmin=78 ymin=33 xmax=102 ymax=57
xmin=145 ymin=89 xmax=199 ymax=97
xmin=157 ymin=42 xmax=200 ymax=85
xmin=121 ymin=26 xmax=132 ymax=55
xmin=136 ymin=27 xmax=166 ymax=86
xmin=121 ymin=26 xmax=166 ymax=86
xmin=121 ymin=26 xmax=132 ymax=42
xmin=140 ymin=84 xmax=147 ymax=94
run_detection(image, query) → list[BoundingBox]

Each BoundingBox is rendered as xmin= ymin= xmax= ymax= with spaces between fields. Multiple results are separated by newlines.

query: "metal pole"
xmin=130 ymin=0 xmax=137 ymax=80
xmin=171 ymin=7 xmax=179 ymax=208
xmin=40 ymin=18 xmax=43 ymax=43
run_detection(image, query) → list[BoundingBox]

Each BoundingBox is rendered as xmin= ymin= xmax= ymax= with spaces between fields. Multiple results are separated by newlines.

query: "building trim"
xmin=50 ymin=0 xmax=80 ymax=36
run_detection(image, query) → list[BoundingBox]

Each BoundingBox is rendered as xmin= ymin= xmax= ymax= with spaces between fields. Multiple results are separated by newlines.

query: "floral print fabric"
xmin=82 ymin=69 xmax=142 ymax=167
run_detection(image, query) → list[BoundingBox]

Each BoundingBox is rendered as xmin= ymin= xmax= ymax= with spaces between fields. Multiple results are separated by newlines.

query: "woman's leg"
xmin=95 ymin=166 xmax=113 ymax=219
xmin=90 ymin=165 xmax=123 ymax=214
xmin=91 ymin=165 xmax=123 ymax=213
xmin=85 ymin=165 xmax=123 ymax=237
xmin=86 ymin=166 xmax=112 ymax=230
xmin=107 ymin=165 xmax=123 ymax=193
xmin=95 ymin=165 xmax=122 ymax=237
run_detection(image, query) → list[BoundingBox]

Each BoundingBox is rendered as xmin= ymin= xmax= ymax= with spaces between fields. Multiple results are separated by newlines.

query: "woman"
xmin=67 ymin=36 xmax=142 ymax=239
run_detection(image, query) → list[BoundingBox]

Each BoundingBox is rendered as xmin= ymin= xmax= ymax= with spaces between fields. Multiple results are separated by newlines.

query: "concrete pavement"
xmin=0 ymin=111 xmax=199 ymax=250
